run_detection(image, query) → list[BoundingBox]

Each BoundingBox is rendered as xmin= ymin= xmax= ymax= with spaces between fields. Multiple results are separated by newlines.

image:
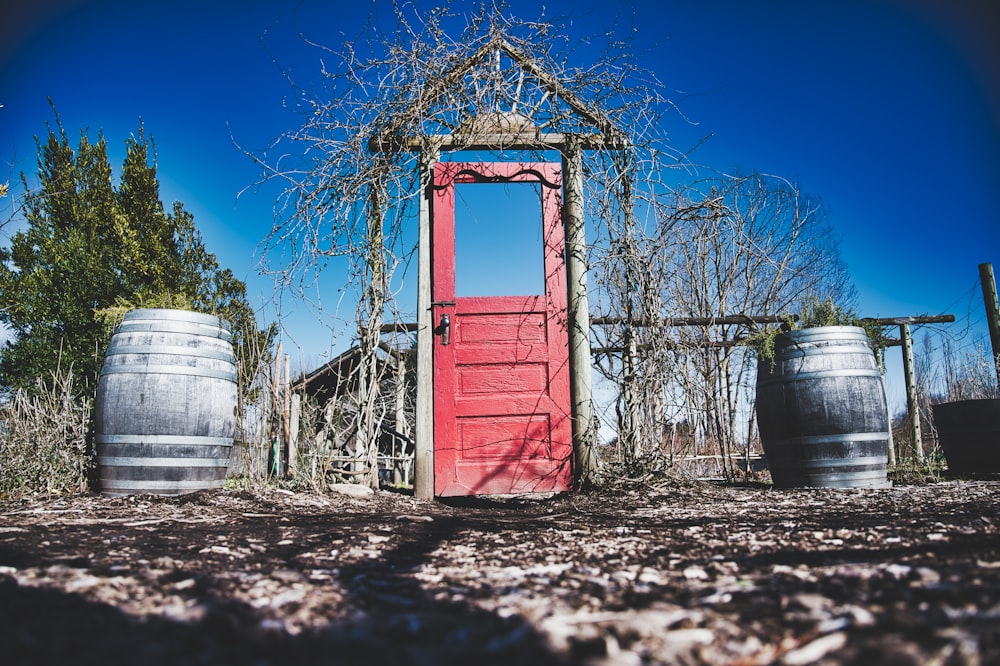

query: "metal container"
xmin=931 ymin=398 xmax=1000 ymax=475
xmin=756 ymin=326 xmax=890 ymax=488
xmin=95 ymin=309 xmax=237 ymax=496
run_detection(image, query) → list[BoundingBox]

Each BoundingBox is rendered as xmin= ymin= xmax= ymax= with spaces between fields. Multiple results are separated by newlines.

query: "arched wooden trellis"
xmin=368 ymin=36 xmax=629 ymax=498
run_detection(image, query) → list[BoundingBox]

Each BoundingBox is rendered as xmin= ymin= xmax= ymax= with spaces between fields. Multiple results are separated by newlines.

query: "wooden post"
xmin=900 ymin=323 xmax=924 ymax=461
xmin=980 ymin=262 xmax=1000 ymax=385
xmin=621 ymin=324 xmax=639 ymax=460
xmin=289 ymin=392 xmax=300 ymax=476
xmin=271 ymin=340 xmax=283 ymax=477
xmin=562 ymin=138 xmax=597 ymax=484
xmin=283 ymin=354 xmax=292 ymax=475
xmin=414 ymin=145 xmax=438 ymax=499
xmin=257 ymin=392 xmax=269 ymax=478
xmin=394 ymin=351 xmax=408 ymax=486
xmin=875 ymin=351 xmax=896 ymax=468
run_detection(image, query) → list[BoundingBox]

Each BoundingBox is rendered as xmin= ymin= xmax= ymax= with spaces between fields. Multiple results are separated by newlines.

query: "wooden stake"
xmin=979 ymin=262 xmax=1000 ymax=385
xmin=272 ymin=341 xmax=283 ymax=477
xmin=289 ymin=393 xmax=300 ymax=476
xmin=875 ymin=351 xmax=897 ymax=468
xmin=900 ymin=323 xmax=924 ymax=461
xmin=395 ymin=351 xmax=408 ymax=486
xmin=621 ymin=325 xmax=639 ymax=459
xmin=284 ymin=354 xmax=296 ymax=475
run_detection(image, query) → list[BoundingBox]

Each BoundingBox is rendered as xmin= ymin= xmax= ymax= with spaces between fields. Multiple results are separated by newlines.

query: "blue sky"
xmin=2 ymin=0 xmax=998 ymax=409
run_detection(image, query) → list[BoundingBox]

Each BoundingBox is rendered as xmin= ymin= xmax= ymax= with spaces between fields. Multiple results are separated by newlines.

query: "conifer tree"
xmin=0 ymin=111 xmax=273 ymax=392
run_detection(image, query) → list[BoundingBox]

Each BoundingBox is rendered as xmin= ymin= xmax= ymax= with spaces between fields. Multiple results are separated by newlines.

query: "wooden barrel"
xmin=931 ymin=398 xmax=1000 ymax=475
xmin=95 ymin=309 xmax=237 ymax=496
xmin=755 ymin=326 xmax=890 ymax=488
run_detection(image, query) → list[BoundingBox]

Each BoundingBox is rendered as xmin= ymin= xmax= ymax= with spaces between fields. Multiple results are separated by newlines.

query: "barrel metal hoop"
xmin=97 ymin=456 xmax=230 ymax=467
xmin=759 ymin=368 xmax=883 ymax=386
xmin=96 ymin=434 xmax=234 ymax=446
xmin=780 ymin=471 xmax=890 ymax=482
xmin=766 ymin=432 xmax=888 ymax=447
xmin=115 ymin=320 xmax=233 ymax=341
xmin=768 ymin=455 xmax=888 ymax=470
xmin=124 ymin=308 xmax=231 ymax=329
xmin=775 ymin=343 xmax=872 ymax=360
xmin=99 ymin=365 xmax=237 ymax=382
xmin=99 ymin=480 xmax=224 ymax=491
xmin=775 ymin=477 xmax=892 ymax=489
xmin=106 ymin=344 xmax=235 ymax=363
xmin=781 ymin=328 xmax=867 ymax=343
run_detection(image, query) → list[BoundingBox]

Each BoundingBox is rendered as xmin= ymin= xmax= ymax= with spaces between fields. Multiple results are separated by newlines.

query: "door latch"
xmin=435 ymin=314 xmax=451 ymax=346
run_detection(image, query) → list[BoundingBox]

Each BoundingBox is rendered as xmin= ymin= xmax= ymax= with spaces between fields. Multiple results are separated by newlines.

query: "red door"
xmin=432 ymin=162 xmax=573 ymax=496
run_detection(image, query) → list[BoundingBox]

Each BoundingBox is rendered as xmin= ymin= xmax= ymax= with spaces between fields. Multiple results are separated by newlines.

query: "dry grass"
xmin=0 ymin=368 xmax=92 ymax=500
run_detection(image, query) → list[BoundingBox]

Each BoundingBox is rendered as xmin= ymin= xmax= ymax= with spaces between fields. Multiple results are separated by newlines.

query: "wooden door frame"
xmin=430 ymin=161 xmax=571 ymax=496
xmin=412 ymin=144 xmax=595 ymax=500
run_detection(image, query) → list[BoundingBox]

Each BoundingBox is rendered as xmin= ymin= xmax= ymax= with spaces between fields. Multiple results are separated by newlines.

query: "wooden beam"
xmin=379 ymin=322 xmax=419 ymax=333
xmin=595 ymin=340 xmax=743 ymax=353
xmin=272 ymin=340 xmax=283 ymax=477
xmin=621 ymin=325 xmax=639 ymax=459
xmin=413 ymin=145 xmax=438 ymax=500
xmin=383 ymin=326 xmax=928 ymax=351
xmin=592 ymin=314 xmax=793 ymax=327
xmin=858 ymin=315 xmax=955 ymax=326
xmin=874 ymin=350 xmax=897 ymax=469
xmin=980 ymin=262 xmax=1000 ymax=385
xmin=289 ymin=393 xmax=300 ymax=477
xmin=591 ymin=314 xmax=954 ymax=328
xmin=284 ymin=354 xmax=295 ymax=475
xmin=369 ymin=132 xmax=621 ymax=153
xmin=900 ymin=323 xmax=924 ymax=461
xmin=394 ymin=352 xmax=409 ymax=487
xmin=563 ymin=139 xmax=597 ymax=486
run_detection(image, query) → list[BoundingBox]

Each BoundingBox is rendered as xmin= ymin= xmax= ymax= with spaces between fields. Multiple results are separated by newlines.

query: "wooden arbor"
xmin=369 ymin=37 xmax=629 ymax=498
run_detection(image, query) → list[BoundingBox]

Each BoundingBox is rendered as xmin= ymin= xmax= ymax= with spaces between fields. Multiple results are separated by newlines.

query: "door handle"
xmin=436 ymin=314 xmax=451 ymax=346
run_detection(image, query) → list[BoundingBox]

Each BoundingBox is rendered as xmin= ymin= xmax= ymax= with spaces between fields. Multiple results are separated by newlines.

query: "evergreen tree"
xmin=0 ymin=111 xmax=273 ymax=392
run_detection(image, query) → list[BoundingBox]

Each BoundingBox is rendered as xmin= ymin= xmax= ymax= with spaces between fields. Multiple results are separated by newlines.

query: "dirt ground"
xmin=1 ymin=479 xmax=998 ymax=665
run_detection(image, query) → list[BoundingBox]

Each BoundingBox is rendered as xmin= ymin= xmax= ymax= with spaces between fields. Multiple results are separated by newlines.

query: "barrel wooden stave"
xmin=756 ymin=326 xmax=890 ymax=489
xmin=95 ymin=309 xmax=236 ymax=496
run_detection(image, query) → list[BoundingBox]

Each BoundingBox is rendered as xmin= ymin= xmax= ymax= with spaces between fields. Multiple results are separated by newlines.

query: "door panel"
xmin=432 ymin=162 xmax=572 ymax=497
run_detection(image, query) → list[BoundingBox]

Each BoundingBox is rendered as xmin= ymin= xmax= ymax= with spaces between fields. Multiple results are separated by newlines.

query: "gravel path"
xmin=1 ymin=480 xmax=998 ymax=664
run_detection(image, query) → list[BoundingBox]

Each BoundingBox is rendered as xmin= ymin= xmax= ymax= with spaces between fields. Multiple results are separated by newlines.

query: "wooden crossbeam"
xmin=591 ymin=315 xmax=793 ymax=327
xmin=368 ymin=132 xmax=624 ymax=153
xmin=858 ymin=315 xmax=955 ymax=325
xmin=384 ymin=314 xmax=954 ymax=336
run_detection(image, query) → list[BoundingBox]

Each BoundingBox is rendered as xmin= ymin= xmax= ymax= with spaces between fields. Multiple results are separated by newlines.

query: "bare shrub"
xmin=229 ymin=323 xmax=280 ymax=490
xmin=287 ymin=345 xmax=415 ymax=491
xmin=943 ymin=341 xmax=1000 ymax=401
xmin=597 ymin=175 xmax=854 ymax=481
xmin=246 ymin=1 xmax=683 ymax=488
xmin=0 ymin=368 xmax=92 ymax=500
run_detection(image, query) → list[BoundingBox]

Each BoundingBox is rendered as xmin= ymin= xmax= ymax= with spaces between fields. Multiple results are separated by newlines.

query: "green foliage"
xmin=94 ymin=292 xmax=194 ymax=338
xmin=889 ymin=454 xmax=945 ymax=485
xmin=855 ymin=318 xmax=890 ymax=371
xmin=797 ymin=295 xmax=852 ymax=328
xmin=0 ymin=108 xmax=274 ymax=393
xmin=744 ymin=295 xmax=888 ymax=370
xmin=741 ymin=314 xmax=796 ymax=372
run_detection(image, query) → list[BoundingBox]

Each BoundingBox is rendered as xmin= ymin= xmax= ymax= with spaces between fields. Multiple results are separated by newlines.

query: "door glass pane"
xmin=454 ymin=182 xmax=544 ymax=297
